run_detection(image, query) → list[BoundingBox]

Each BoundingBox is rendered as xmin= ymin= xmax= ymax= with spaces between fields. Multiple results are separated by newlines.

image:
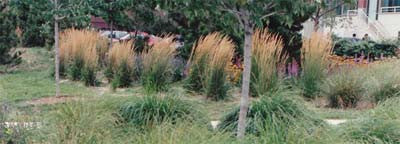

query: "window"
xmin=381 ymin=0 xmax=400 ymax=13
xmin=382 ymin=0 xmax=400 ymax=7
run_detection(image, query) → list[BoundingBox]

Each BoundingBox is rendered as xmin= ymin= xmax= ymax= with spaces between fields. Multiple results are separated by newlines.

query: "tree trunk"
xmin=313 ymin=17 xmax=320 ymax=32
xmin=237 ymin=14 xmax=253 ymax=139
xmin=54 ymin=0 xmax=60 ymax=97
xmin=109 ymin=21 xmax=113 ymax=49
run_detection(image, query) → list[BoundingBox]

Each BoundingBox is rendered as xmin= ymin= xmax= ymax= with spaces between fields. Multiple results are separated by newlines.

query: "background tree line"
xmin=1 ymin=0 xmax=320 ymax=60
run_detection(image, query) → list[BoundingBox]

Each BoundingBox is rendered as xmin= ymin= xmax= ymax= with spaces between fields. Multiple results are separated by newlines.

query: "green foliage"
xmin=0 ymin=3 xmax=20 ymax=65
xmin=40 ymin=102 xmax=114 ymax=143
xmin=141 ymin=65 xmax=171 ymax=93
xmin=118 ymin=95 xmax=199 ymax=127
xmin=333 ymin=38 xmax=398 ymax=58
xmin=322 ymin=69 xmax=364 ymax=108
xmin=205 ymin=67 xmax=230 ymax=101
xmin=9 ymin=0 xmax=94 ymax=47
xmin=184 ymin=58 xmax=206 ymax=93
xmin=372 ymin=81 xmax=400 ymax=103
xmin=67 ymin=57 xmax=84 ymax=81
xmin=219 ymin=91 xmax=319 ymax=135
xmin=111 ymin=61 xmax=133 ymax=90
xmin=81 ymin=66 xmax=97 ymax=86
xmin=363 ymin=60 xmax=400 ymax=103
xmin=343 ymin=119 xmax=400 ymax=143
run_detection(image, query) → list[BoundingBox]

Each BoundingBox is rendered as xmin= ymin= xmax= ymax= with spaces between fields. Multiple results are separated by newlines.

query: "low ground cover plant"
xmin=218 ymin=89 xmax=320 ymax=136
xmin=341 ymin=97 xmax=400 ymax=143
xmin=118 ymin=94 xmax=200 ymax=127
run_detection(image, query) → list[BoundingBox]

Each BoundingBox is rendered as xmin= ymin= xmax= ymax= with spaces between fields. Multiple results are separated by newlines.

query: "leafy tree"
xmin=218 ymin=0 xmax=315 ymax=138
xmin=311 ymin=0 xmax=356 ymax=31
xmin=9 ymin=0 xmax=94 ymax=47
xmin=0 ymin=0 xmax=20 ymax=65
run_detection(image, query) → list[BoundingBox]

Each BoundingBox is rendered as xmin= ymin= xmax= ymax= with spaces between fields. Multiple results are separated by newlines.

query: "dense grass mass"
xmin=141 ymin=36 xmax=176 ymax=92
xmin=186 ymin=33 xmax=235 ymax=100
xmin=251 ymin=28 xmax=287 ymax=97
xmin=219 ymin=90 xmax=320 ymax=136
xmin=107 ymin=41 xmax=136 ymax=89
xmin=2 ymin=36 xmax=400 ymax=143
xmin=322 ymin=68 xmax=364 ymax=108
xmin=59 ymin=29 xmax=106 ymax=85
xmin=118 ymin=94 xmax=200 ymax=126
xmin=300 ymin=32 xmax=333 ymax=99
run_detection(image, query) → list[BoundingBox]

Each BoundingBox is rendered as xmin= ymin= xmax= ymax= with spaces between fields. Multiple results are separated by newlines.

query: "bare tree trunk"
xmin=54 ymin=0 xmax=60 ymax=97
xmin=313 ymin=18 xmax=320 ymax=32
xmin=109 ymin=21 xmax=113 ymax=49
xmin=237 ymin=14 xmax=253 ymax=139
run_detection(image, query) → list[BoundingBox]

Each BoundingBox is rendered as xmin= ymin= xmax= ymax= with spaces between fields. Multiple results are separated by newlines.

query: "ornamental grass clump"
xmin=300 ymin=32 xmax=333 ymax=99
xmin=60 ymin=29 xmax=102 ymax=85
xmin=218 ymin=90 xmax=320 ymax=137
xmin=251 ymin=29 xmax=287 ymax=97
xmin=322 ymin=68 xmax=364 ymax=108
xmin=106 ymin=41 xmax=135 ymax=89
xmin=118 ymin=94 xmax=199 ymax=127
xmin=341 ymin=98 xmax=400 ymax=143
xmin=186 ymin=33 xmax=235 ymax=101
xmin=141 ymin=36 xmax=176 ymax=92
xmin=364 ymin=61 xmax=400 ymax=103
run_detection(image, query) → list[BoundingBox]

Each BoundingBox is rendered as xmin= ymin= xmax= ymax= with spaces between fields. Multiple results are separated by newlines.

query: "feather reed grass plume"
xmin=251 ymin=28 xmax=287 ymax=97
xmin=108 ymin=41 xmax=135 ymax=70
xmin=107 ymin=41 xmax=135 ymax=89
xmin=59 ymin=29 xmax=103 ymax=85
xmin=187 ymin=32 xmax=235 ymax=100
xmin=60 ymin=29 xmax=104 ymax=67
xmin=300 ymin=32 xmax=333 ymax=98
xmin=141 ymin=36 xmax=177 ymax=92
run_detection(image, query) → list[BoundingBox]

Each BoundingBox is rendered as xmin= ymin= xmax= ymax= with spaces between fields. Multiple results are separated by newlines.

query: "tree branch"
xmin=318 ymin=1 xmax=346 ymax=17
xmin=220 ymin=2 xmax=244 ymax=28
xmin=260 ymin=11 xmax=277 ymax=20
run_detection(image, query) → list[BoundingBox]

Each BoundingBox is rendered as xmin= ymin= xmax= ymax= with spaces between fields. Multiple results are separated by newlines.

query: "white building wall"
xmin=378 ymin=14 xmax=400 ymax=38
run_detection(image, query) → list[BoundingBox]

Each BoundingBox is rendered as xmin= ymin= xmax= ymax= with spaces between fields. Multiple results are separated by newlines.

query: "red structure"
xmin=90 ymin=16 xmax=110 ymax=30
xmin=358 ymin=0 xmax=368 ymax=9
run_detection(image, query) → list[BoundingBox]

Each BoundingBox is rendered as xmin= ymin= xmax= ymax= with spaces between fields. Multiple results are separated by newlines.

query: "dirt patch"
xmin=23 ymin=95 xmax=79 ymax=106
xmin=356 ymin=100 xmax=376 ymax=110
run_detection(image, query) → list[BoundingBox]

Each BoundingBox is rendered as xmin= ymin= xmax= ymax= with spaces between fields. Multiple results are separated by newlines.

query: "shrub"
xmin=333 ymin=38 xmax=398 ymax=59
xmin=186 ymin=33 xmax=235 ymax=100
xmin=118 ymin=95 xmax=198 ymax=126
xmin=322 ymin=69 xmax=364 ymax=108
xmin=107 ymin=41 xmax=135 ymax=89
xmin=0 ymin=8 xmax=20 ymax=65
xmin=39 ymin=102 xmax=114 ymax=143
xmin=365 ymin=62 xmax=400 ymax=103
xmin=219 ymin=90 xmax=319 ymax=135
xmin=251 ymin=29 xmax=287 ymax=97
xmin=141 ymin=36 xmax=176 ymax=92
xmin=343 ymin=119 xmax=400 ymax=143
xmin=81 ymin=43 xmax=98 ymax=86
xmin=60 ymin=29 xmax=103 ymax=83
xmin=372 ymin=80 xmax=400 ymax=103
xmin=300 ymin=32 xmax=333 ymax=99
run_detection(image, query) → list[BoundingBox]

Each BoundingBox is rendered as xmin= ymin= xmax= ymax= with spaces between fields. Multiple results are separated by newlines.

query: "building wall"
xmin=378 ymin=14 xmax=400 ymax=38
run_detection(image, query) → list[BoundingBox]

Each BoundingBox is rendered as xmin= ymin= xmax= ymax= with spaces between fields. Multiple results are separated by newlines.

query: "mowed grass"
xmin=0 ymin=71 xmax=93 ymax=103
xmin=0 ymin=48 xmax=93 ymax=103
